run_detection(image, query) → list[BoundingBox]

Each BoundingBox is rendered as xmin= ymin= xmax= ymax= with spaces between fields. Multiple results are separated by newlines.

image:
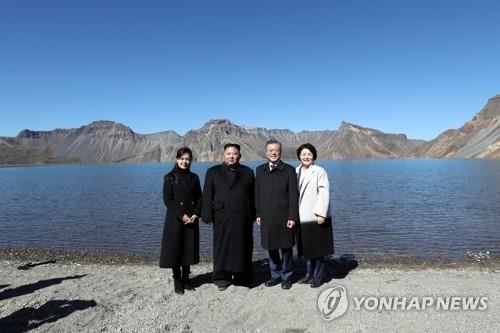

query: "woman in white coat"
xmin=296 ymin=143 xmax=334 ymax=288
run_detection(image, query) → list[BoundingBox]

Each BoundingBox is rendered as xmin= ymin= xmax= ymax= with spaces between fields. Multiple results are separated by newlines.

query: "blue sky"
xmin=0 ymin=0 xmax=499 ymax=140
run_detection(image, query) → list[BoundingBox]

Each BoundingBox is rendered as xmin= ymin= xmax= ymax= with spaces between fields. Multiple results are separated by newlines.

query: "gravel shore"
xmin=1 ymin=249 xmax=499 ymax=332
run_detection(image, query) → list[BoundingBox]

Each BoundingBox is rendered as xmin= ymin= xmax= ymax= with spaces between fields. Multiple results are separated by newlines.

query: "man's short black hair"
xmin=223 ymin=143 xmax=241 ymax=151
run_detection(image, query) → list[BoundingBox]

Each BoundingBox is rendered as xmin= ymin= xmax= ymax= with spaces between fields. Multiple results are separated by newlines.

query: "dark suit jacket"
xmin=255 ymin=161 xmax=299 ymax=250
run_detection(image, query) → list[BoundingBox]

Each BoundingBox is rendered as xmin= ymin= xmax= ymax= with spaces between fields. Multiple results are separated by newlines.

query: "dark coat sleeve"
xmin=201 ymin=168 xmax=214 ymax=223
xmin=245 ymin=167 xmax=257 ymax=220
xmin=193 ymin=174 xmax=203 ymax=216
xmin=287 ymin=167 xmax=299 ymax=222
xmin=254 ymin=166 xmax=261 ymax=218
xmin=163 ymin=176 xmax=183 ymax=220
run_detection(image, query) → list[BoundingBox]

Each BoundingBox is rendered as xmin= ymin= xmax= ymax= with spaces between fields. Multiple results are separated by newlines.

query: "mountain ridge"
xmin=1 ymin=96 xmax=499 ymax=164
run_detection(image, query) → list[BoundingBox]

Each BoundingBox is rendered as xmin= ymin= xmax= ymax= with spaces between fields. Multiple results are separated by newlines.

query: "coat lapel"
xmin=267 ymin=160 xmax=284 ymax=174
xmin=298 ymin=165 xmax=316 ymax=202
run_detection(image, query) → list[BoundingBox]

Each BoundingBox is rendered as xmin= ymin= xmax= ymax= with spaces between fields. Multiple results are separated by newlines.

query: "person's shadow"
xmin=292 ymin=254 xmax=359 ymax=283
xmin=189 ymin=271 xmax=213 ymax=288
xmin=188 ymin=259 xmax=276 ymax=289
xmin=17 ymin=260 xmax=57 ymax=271
xmin=253 ymin=254 xmax=359 ymax=286
xmin=188 ymin=254 xmax=358 ymax=289
xmin=0 ymin=275 xmax=87 ymax=301
xmin=0 ymin=299 xmax=97 ymax=333
xmin=251 ymin=258 xmax=273 ymax=287
xmin=324 ymin=254 xmax=359 ymax=281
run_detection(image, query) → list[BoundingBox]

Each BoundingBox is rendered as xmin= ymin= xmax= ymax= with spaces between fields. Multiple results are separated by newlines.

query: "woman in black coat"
xmin=159 ymin=147 xmax=202 ymax=294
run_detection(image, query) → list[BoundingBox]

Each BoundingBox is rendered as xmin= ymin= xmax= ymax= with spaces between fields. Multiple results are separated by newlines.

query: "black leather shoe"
xmin=298 ymin=275 xmax=313 ymax=284
xmin=217 ymin=284 xmax=229 ymax=291
xmin=281 ymin=281 xmax=292 ymax=289
xmin=233 ymin=279 xmax=253 ymax=288
xmin=174 ymin=279 xmax=184 ymax=294
xmin=310 ymin=279 xmax=323 ymax=288
xmin=265 ymin=278 xmax=281 ymax=287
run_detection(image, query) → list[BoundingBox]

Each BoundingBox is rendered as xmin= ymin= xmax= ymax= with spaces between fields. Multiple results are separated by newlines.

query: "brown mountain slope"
xmin=0 ymin=119 xmax=421 ymax=164
xmin=410 ymin=95 xmax=500 ymax=158
xmin=2 ymin=94 xmax=499 ymax=165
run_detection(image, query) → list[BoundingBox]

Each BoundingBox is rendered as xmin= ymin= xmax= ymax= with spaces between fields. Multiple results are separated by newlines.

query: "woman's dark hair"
xmin=296 ymin=143 xmax=317 ymax=161
xmin=166 ymin=147 xmax=193 ymax=184
xmin=176 ymin=146 xmax=193 ymax=160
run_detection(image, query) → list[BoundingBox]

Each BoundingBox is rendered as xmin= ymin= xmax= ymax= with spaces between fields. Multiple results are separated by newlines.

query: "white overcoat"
xmin=295 ymin=163 xmax=334 ymax=258
xmin=296 ymin=164 xmax=330 ymax=222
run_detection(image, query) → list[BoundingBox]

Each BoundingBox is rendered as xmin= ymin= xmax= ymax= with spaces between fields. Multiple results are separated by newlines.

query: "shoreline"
xmin=1 ymin=158 xmax=499 ymax=168
xmin=1 ymin=247 xmax=498 ymax=270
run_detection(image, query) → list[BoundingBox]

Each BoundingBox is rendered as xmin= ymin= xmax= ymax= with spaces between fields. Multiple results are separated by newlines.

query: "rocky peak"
xmin=338 ymin=121 xmax=358 ymax=131
xmin=17 ymin=129 xmax=41 ymax=139
xmin=86 ymin=120 xmax=132 ymax=131
xmin=17 ymin=128 xmax=73 ymax=140
xmin=76 ymin=121 xmax=135 ymax=137
xmin=204 ymin=119 xmax=235 ymax=126
xmin=199 ymin=119 xmax=239 ymax=132
xmin=472 ymin=95 xmax=500 ymax=122
xmin=338 ymin=121 xmax=376 ymax=134
xmin=338 ymin=121 xmax=408 ymax=141
xmin=195 ymin=119 xmax=248 ymax=138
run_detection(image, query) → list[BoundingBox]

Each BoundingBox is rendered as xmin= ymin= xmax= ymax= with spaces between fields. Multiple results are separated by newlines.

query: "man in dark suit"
xmin=202 ymin=143 xmax=255 ymax=290
xmin=255 ymin=139 xmax=299 ymax=289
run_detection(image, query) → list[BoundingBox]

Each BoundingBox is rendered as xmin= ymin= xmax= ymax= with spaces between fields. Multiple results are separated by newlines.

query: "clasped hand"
xmin=181 ymin=214 xmax=198 ymax=224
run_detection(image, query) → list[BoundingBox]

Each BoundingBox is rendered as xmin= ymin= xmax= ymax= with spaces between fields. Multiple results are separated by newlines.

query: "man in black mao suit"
xmin=255 ymin=139 xmax=299 ymax=289
xmin=202 ymin=143 xmax=255 ymax=290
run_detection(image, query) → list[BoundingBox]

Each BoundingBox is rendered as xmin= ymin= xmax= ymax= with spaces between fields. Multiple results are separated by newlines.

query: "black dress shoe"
xmin=265 ymin=278 xmax=281 ymax=287
xmin=233 ymin=274 xmax=253 ymax=288
xmin=298 ymin=275 xmax=313 ymax=284
xmin=310 ymin=279 xmax=323 ymax=288
xmin=281 ymin=281 xmax=292 ymax=289
xmin=217 ymin=284 xmax=229 ymax=291
xmin=174 ymin=279 xmax=184 ymax=294
xmin=233 ymin=280 xmax=253 ymax=288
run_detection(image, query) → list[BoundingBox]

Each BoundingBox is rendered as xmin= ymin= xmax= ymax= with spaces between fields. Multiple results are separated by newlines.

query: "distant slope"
xmin=0 ymin=119 xmax=421 ymax=164
xmin=12 ymin=121 xmax=182 ymax=163
xmin=1 ymin=94 xmax=499 ymax=165
xmin=317 ymin=122 xmax=424 ymax=159
xmin=410 ymin=95 xmax=500 ymax=158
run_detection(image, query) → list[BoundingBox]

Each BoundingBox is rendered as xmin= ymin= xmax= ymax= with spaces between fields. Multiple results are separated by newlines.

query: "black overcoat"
xmin=255 ymin=161 xmax=299 ymax=250
xmin=201 ymin=164 xmax=255 ymax=273
xmin=159 ymin=167 xmax=202 ymax=268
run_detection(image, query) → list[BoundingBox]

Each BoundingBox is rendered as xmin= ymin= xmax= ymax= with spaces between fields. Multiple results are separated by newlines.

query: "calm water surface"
xmin=0 ymin=160 xmax=499 ymax=262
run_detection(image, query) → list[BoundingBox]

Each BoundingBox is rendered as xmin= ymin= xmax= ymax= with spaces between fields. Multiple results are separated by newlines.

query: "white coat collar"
xmin=296 ymin=164 xmax=318 ymax=200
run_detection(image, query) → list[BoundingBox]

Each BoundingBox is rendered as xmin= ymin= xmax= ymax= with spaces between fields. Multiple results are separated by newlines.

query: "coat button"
xmin=180 ymin=202 xmax=184 ymax=206
xmin=191 ymin=201 xmax=194 ymax=205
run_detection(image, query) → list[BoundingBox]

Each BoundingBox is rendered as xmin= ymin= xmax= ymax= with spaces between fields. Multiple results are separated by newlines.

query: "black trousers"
xmin=172 ymin=265 xmax=190 ymax=281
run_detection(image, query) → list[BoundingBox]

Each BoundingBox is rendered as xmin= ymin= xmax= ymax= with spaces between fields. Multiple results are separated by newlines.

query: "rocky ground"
xmin=0 ymin=249 xmax=499 ymax=332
